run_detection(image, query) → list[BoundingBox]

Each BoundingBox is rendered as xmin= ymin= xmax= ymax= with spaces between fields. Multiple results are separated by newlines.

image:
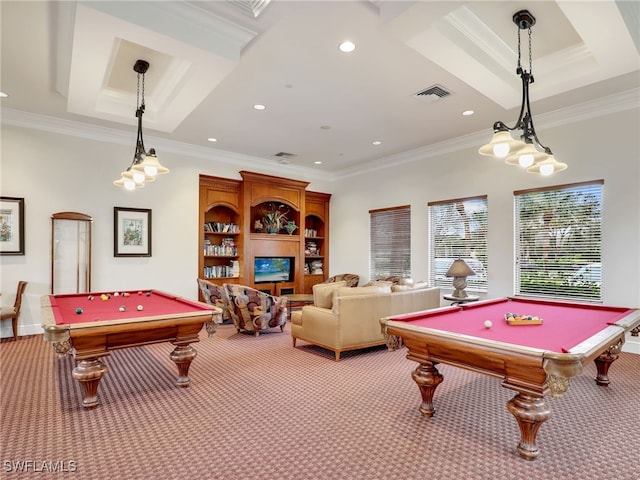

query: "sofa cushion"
xmin=313 ymin=280 xmax=346 ymax=309
xmin=391 ymin=281 xmax=430 ymax=292
xmin=332 ymin=285 xmax=392 ymax=314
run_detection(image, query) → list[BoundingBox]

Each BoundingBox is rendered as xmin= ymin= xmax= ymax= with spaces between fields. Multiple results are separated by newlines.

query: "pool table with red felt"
xmin=380 ymin=296 xmax=640 ymax=460
xmin=41 ymin=289 xmax=220 ymax=408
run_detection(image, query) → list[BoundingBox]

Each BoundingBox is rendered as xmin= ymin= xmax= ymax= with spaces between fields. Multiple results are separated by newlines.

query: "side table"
xmin=285 ymin=294 xmax=314 ymax=320
xmin=443 ymin=294 xmax=480 ymax=306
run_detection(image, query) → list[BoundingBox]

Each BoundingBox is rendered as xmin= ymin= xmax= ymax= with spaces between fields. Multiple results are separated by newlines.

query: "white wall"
xmin=0 ymin=125 xmax=332 ymax=337
xmin=1 ymin=108 xmax=639 ymax=352
xmin=329 ymin=108 xmax=640 ymax=352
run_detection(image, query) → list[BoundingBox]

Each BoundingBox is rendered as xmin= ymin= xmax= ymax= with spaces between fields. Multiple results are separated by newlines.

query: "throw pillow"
xmin=362 ymin=280 xmax=394 ymax=288
xmin=313 ymin=280 xmax=347 ymax=309
xmin=391 ymin=284 xmax=413 ymax=292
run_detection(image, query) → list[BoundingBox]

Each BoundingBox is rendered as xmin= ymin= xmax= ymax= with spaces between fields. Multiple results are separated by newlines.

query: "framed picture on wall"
xmin=114 ymin=207 xmax=152 ymax=257
xmin=0 ymin=197 xmax=25 ymax=255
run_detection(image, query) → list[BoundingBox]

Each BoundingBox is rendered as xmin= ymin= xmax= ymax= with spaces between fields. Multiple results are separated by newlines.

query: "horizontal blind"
xmin=514 ymin=180 xmax=603 ymax=302
xmin=428 ymin=196 xmax=488 ymax=292
xmin=369 ymin=206 xmax=411 ymax=280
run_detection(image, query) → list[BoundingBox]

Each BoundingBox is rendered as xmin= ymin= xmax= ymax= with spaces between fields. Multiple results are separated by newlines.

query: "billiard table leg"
xmin=593 ymin=338 xmax=623 ymax=386
xmin=169 ymin=344 xmax=197 ymax=387
xmin=411 ymin=362 xmax=443 ymax=417
xmin=72 ymin=359 xmax=109 ymax=409
xmin=506 ymin=393 xmax=551 ymax=460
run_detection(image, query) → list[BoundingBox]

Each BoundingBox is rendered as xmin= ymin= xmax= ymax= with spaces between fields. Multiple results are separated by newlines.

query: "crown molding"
xmin=0 ymin=108 xmax=334 ymax=184
xmin=2 ymin=88 xmax=637 ymax=183
xmin=334 ymin=88 xmax=640 ymax=179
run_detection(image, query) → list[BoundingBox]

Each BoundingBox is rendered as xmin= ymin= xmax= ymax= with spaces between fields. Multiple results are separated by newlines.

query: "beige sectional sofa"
xmin=291 ymin=282 xmax=441 ymax=360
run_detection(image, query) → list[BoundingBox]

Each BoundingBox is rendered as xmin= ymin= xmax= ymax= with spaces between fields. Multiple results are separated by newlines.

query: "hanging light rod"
xmin=114 ymin=59 xmax=169 ymax=190
xmin=479 ymin=10 xmax=567 ymax=176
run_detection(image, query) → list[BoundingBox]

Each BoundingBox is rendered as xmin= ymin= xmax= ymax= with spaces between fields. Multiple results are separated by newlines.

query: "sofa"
xmin=291 ymin=281 xmax=441 ymax=360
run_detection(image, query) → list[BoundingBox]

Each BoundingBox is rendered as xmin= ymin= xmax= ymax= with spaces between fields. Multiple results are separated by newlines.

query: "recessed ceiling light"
xmin=320 ymin=125 xmax=331 ymax=130
xmin=314 ymin=161 xmax=322 ymax=165
xmin=0 ymin=92 xmax=7 ymax=98
xmin=462 ymin=110 xmax=474 ymax=116
xmin=207 ymin=138 xmax=218 ymax=142
xmin=339 ymin=41 xmax=356 ymax=53
xmin=372 ymin=140 xmax=382 ymax=146
xmin=253 ymin=104 xmax=266 ymax=110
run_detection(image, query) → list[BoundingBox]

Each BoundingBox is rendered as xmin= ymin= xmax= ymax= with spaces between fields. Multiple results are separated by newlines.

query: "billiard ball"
xmin=119 ymin=305 xmax=126 ymax=312
xmin=123 ymin=292 xmax=130 ymax=297
xmin=101 ymin=294 xmax=109 ymax=301
xmin=88 ymin=295 xmax=94 ymax=301
xmin=114 ymin=292 xmax=120 ymax=297
xmin=137 ymin=305 xmax=143 ymax=311
xmin=138 ymin=291 xmax=143 ymax=296
xmin=146 ymin=291 xmax=151 ymax=297
xmin=75 ymin=308 xmax=83 ymax=314
xmin=484 ymin=320 xmax=493 ymax=328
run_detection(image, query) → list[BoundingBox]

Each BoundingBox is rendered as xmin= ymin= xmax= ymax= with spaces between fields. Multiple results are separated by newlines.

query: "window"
xmin=514 ymin=180 xmax=603 ymax=301
xmin=428 ymin=196 xmax=488 ymax=292
xmin=369 ymin=206 xmax=410 ymax=280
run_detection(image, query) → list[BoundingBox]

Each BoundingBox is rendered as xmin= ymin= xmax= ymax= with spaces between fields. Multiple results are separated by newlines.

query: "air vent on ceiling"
xmin=413 ymin=84 xmax=451 ymax=104
xmin=274 ymin=152 xmax=296 ymax=164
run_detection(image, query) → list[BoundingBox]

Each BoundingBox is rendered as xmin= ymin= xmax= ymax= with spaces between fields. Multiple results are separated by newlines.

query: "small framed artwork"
xmin=0 ymin=197 xmax=25 ymax=255
xmin=114 ymin=207 xmax=152 ymax=257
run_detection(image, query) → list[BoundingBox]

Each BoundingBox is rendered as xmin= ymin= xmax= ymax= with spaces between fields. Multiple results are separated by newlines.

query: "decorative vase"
xmin=285 ymin=221 xmax=298 ymax=235
xmin=266 ymin=226 xmax=279 ymax=234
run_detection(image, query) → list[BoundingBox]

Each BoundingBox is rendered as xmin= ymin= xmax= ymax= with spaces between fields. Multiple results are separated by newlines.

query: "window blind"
xmin=428 ymin=196 xmax=488 ymax=292
xmin=514 ymin=180 xmax=603 ymax=302
xmin=369 ymin=206 xmax=411 ymax=280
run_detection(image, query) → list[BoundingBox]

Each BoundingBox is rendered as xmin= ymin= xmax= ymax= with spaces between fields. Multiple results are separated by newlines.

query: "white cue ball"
xmin=484 ymin=320 xmax=493 ymax=328
xmin=137 ymin=305 xmax=143 ymax=311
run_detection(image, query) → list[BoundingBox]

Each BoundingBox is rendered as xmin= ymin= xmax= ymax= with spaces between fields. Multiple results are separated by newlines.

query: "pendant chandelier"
xmin=114 ymin=60 xmax=169 ymax=190
xmin=479 ymin=10 xmax=567 ymax=176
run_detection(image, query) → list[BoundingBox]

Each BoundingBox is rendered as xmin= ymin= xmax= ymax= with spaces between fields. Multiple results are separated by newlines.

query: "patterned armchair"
xmin=197 ymin=279 xmax=232 ymax=336
xmin=223 ymin=284 xmax=288 ymax=337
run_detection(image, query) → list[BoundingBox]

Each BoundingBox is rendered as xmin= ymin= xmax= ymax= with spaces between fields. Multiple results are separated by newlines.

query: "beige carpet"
xmin=1 ymin=324 xmax=639 ymax=480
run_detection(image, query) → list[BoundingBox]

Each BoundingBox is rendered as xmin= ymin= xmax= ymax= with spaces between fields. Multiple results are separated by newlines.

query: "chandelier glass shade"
xmin=479 ymin=10 xmax=566 ymax=175
xmin=114 ymin=60 xmax=169 ymax=189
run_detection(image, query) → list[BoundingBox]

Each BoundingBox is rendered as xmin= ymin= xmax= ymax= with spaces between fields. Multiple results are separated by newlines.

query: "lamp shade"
xmin=113 ymin=174 xmax=144 ymax=190
xmin=505 ymin=143 xmax=549 ymax=167
xmin=122 ymin=168 xmax=154 ymax=184
xmin=445 ymin=259 xmax=475 ymax=277
xmin=479 ymin=131 xmax=525 ymax=159
xmin=131 ymin=149 xmax=169 ymax=177
xmin=526 ymin=155 xmax=568 ymax=175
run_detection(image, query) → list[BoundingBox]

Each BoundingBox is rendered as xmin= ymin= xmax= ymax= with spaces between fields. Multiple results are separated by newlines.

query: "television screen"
xmin=254 ymin=257 xmax=294 ymax=283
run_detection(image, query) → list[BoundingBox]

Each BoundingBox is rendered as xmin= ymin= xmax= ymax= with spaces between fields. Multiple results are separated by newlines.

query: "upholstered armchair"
xmin=197 ymin=279 xmax=232 ymax=336
xmin=223 ymin=284 xmax=287 ymax=337
xmin=322 ymin=273 xmax=360 ymax=288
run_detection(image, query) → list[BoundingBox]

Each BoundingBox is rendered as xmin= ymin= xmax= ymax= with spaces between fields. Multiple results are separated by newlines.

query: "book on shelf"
xmin=205 ymin=222 xmax=240 ymax=233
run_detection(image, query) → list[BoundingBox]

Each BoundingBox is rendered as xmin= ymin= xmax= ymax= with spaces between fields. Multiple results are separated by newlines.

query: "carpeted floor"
xmin=1 ymin=323 xmax=639 ymax=480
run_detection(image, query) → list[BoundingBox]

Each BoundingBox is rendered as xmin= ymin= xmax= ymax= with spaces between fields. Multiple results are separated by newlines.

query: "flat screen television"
xmin=254 ymin=257 xmax=294 ymax=284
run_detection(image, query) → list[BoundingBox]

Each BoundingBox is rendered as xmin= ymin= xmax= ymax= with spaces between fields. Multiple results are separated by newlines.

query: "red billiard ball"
xmin=138 ymin=291 xmax=143 ymax=296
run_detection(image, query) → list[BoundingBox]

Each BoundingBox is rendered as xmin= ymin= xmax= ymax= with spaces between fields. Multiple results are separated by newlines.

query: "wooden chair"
xmin=1 ymin=281 xmax=28 ymax=341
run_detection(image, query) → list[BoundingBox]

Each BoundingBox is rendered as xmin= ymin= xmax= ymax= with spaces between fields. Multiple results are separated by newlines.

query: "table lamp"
xmin=445 ymin=259 xmax=475 ymax=299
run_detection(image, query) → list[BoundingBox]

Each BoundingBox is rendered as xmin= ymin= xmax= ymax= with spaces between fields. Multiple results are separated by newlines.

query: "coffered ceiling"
xmin=1 ymin=1 xmax=638 ymax=179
